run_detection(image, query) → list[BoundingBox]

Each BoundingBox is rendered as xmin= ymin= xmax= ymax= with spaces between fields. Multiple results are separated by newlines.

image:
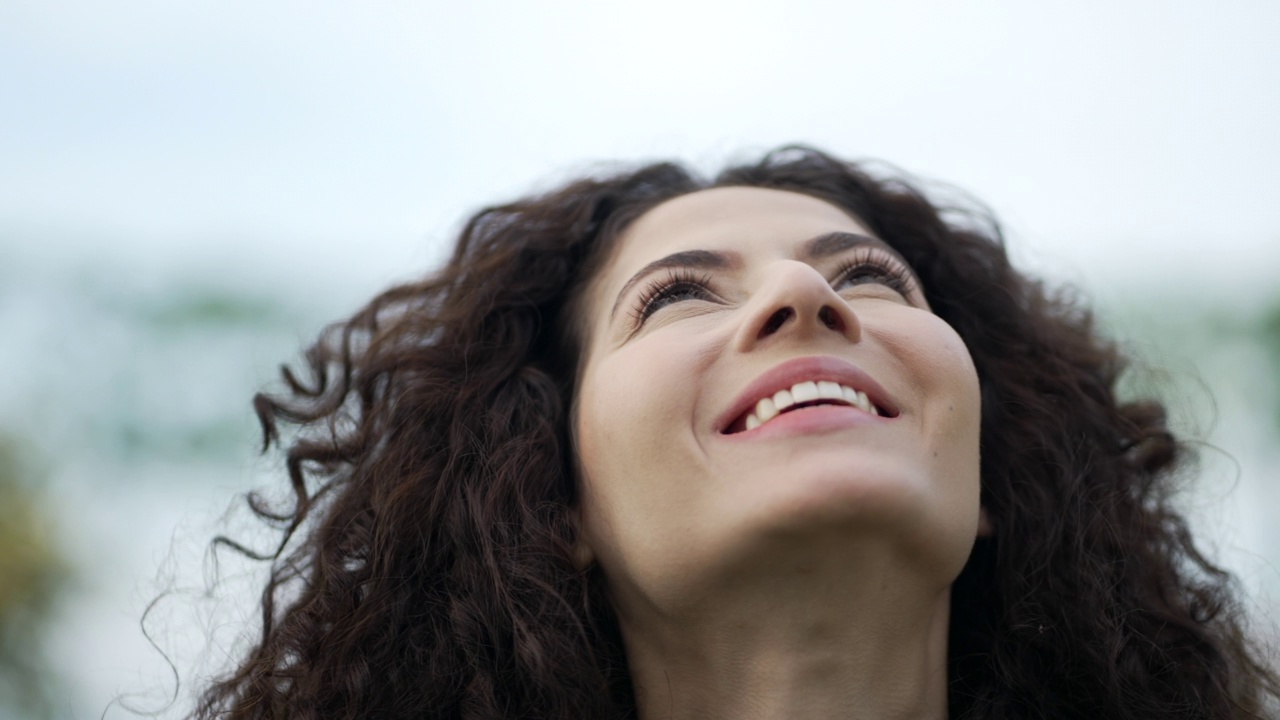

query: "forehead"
xmin=612 ymin=186 xmax=874 ymax=268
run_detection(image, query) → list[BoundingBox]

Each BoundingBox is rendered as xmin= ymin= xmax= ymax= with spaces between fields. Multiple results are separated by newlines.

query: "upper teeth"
xmin=743 ymin=380 xmax=880 ymax=430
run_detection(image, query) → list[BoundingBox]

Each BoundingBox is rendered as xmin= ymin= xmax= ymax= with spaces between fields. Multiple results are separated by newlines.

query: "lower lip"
xmin=721 ymin=405 xmax=887 ymax=441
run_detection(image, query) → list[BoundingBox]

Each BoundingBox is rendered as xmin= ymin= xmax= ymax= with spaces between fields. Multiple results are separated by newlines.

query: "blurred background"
xmin=2 ymin=1 xmax=1278 ymax=717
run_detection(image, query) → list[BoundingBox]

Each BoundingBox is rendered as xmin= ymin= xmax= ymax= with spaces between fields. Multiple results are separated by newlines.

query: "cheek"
xmin=573 ymin=331 xmax=715 ymax=559
xmin=884 ymin=313 xmax=981 ymax=431
xmin=577 ymin=318 xmax=723 ymax=454
xmin=927 ymin=326 xmax=981 ymax=437
xmin=919 ymin=321 xmax=983 ymax=528
xmin=577 ymin=346 xmax=688 ymax=469
xmin=878 ymin=313 xmax=983 ymax=511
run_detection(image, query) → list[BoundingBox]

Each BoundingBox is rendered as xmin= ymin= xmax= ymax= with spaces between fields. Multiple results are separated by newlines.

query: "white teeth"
xmin=772 ymin=388 xmax=795 ymax=411
xmin=856 ymin=390 xmax=874 ymax=416
xmin=816 ymin=381 xmax=844 ymax=400
xmin=841 ymin=385 xmax=860 ymax=406
xmin=792 ymin=381 xmax=819 ymax=403
xmin=756 ymin=396 xmax=778 ymax=422
xmin=742 ymin=379 xmax=884 ymax=431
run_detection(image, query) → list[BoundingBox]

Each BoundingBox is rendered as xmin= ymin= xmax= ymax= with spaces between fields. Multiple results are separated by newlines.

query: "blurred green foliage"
xmin=0 ymin=435 xmax=70 ymax=720
xmin=1260 ymin=299 xmax=1280 ymax=430
xmin=129 ymin=288 xmax=293 ymax=332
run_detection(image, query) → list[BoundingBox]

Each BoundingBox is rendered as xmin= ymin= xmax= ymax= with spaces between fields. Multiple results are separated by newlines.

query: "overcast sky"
xmin=3 ymin=1 xmax=1279 ymax=300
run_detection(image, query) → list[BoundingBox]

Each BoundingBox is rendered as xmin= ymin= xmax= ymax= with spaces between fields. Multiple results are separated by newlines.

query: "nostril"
xmin=818 ymin=305 xmax=842 ymax=331
xmin=761 ymin=307 xmax=794 ymax=336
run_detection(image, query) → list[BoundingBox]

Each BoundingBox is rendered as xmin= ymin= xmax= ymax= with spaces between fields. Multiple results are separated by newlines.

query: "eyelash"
xmin=831 ymin=249 xmax=918 ymax=298
xmin=629 ymin=250 xmax=918 ymax=326
xmin=631 ymin=269 xmax=715 ymax=324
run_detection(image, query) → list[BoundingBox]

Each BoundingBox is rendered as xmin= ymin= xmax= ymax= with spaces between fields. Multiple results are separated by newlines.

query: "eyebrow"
xmin=609 ymin=249 xmax=734 ymax=319
xmin=608 ymin=231 xmax=891 ymax=320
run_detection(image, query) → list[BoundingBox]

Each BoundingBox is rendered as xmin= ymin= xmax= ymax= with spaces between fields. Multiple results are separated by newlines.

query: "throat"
xmin=624 ymin=578 xmax=953 ymax=720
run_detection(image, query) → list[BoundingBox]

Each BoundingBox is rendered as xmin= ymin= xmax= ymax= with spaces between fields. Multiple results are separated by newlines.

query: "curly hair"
xmin=193 ymin=147 xmax=1279 ymax=719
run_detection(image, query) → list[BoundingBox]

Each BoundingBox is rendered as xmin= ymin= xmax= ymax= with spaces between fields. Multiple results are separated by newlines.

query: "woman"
xmin=195 ymin=147 xmax=1278 ymax=718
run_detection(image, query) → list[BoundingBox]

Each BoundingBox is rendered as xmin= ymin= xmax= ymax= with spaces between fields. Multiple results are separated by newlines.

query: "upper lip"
xmin=714 ymin=355 xmax=899 ymax=433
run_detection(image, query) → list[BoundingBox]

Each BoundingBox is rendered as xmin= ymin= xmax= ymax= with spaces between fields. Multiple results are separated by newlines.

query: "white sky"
xmin=2 ymin=0 xmax=1279 ymax=299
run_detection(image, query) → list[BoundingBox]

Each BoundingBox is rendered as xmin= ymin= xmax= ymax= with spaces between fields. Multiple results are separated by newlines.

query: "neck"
xmin=615 ymin=546 xmax=952 ymax=720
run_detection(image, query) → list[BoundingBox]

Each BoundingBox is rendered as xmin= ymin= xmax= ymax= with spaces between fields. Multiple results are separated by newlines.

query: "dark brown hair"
xmin=194 ymin=147 xmax=1279 ymax=718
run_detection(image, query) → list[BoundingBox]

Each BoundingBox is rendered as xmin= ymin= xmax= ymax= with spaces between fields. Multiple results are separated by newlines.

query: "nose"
xmin=732 ymin=261 xmax=861 ymax=352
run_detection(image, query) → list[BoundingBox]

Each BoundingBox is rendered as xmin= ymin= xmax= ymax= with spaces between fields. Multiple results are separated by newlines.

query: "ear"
xmin=976 ymin=505 xmax=994 ymax=538
xmin=573 ymin=541 xmax=595 ymax=569
xmin=571 ymin=505 xmax=596 ymax=569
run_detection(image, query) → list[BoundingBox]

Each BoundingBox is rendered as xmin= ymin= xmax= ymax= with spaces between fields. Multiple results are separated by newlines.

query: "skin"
xmin=573 ymin=187 xmax=984 ymax=720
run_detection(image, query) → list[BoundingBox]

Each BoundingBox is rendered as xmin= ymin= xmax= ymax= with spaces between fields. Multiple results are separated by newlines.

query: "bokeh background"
xmin=2 ymin=1 xmax=1278 ymax=717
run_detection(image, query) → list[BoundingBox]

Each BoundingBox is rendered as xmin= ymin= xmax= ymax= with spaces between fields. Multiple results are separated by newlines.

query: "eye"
xmin=631 ymin=270 xmax=715 ymax=324
xmin=832 ymin=249 xmax=918 ymax=298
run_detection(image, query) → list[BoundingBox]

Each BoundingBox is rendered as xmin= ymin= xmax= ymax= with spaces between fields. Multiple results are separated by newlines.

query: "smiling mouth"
xmin=725 ymin=380 xmax=892 ymax=434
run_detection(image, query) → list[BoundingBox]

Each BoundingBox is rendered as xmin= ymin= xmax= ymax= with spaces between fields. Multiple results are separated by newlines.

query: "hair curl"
xmin=193 ymin=147 xmax=1279 ymax=719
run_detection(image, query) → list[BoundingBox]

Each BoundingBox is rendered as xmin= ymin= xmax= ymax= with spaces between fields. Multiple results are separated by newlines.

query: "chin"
xmin=727 ymin=458 xmax=978 ymax=568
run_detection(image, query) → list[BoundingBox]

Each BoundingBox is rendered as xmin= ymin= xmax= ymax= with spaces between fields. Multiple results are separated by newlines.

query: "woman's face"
xmin=573 ymin=187 xmax=982 ymax=615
